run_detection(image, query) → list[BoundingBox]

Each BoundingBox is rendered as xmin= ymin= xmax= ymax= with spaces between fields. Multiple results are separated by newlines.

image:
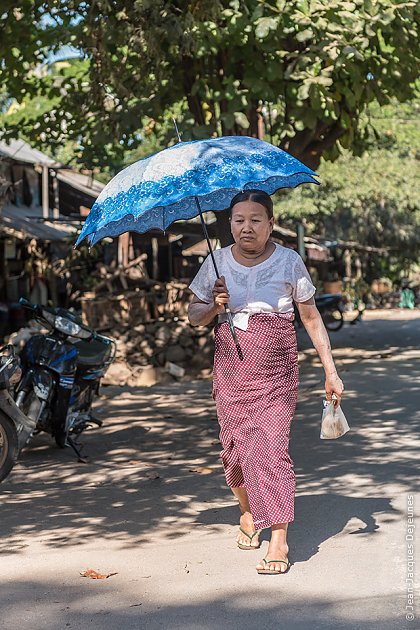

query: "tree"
xmin=1 ymin=1 xmax=419 ymax=165
xmin=1 ymin=1 xmax=419 ymax=242
xmin=275 ymin=99 xmax=420 ymax=277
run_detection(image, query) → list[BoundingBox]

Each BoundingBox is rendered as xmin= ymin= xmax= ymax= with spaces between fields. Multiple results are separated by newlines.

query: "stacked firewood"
xmin=71 ymin=253 xmax=216 ymax=384
xmin=75 ymin=254 xmax=215 ymax=384
xmin=78 ymin=252 xmax=192 ymax=327
xmin=105 ymin=315 xmax=214 ymax=382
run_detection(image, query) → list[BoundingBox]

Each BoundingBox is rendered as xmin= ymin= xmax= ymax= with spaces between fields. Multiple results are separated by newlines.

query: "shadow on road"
xmin=0 ymin=312 xmax=418 ymax=565
xmin=196 ymin=492 xmax=396 ymax=563
xmin=0 ymin=580 xmax=406 ymax=630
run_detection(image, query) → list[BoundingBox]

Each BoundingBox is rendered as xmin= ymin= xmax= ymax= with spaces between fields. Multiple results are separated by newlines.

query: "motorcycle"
xmin=14 ymin=298 xmax=116 ymax=461
xmin=315 ymin=293 xmax=345 ymax=331
xmin=0 ymin=344 xmax=36 ymax=482
xmin=295 ymin=293 xmax=345 ymax=332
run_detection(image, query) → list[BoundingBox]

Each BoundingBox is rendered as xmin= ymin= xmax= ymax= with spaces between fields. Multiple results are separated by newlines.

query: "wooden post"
xmin=296 ymin=222 xmax=306 ymax=261
xmin=257 ymin=108 xmax=264 ymax=140
xmin=344 ymin=248 xmax=352 ymax=280
xmin=168 ymin=240 xmax=173 ymax=279
xmin=151 ymin=237 xmax=159 ymax=279
xmin=128 ymin=234 xmax=134 ymax=261
xmin=42 ymin=165 xmax=49 ymax=219
xmin=0 ymin=239 xmax=7 ymax=301
xmin=118 ymin=232 xmax=130 ymax=267
xmin=52 ymin=170 xmax=59 ymax=220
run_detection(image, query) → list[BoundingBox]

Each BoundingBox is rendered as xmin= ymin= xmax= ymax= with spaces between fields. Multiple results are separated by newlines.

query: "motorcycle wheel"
xmin=0 ymin=412 xmax=19 ymax=483
xmin=323 ymin=309 xmax=344 ymax=332
xmin=18 ymin=389 xmax=67 ymax=449
xmin=54 ymin=429 xmax=67 ymax=449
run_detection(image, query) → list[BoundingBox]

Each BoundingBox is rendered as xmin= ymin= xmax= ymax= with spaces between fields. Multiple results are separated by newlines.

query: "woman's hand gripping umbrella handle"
xmin=212 ymin=277 xmax=244 ymax=361
xmin=195 ymin=196 xmax=244 ymax=361
xmin=225 ymin=309 xmax=244 ymax=361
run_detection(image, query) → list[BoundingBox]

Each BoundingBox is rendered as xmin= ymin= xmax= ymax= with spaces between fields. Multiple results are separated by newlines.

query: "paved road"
xmin=1 ymin=310 xmax=419 ymax=630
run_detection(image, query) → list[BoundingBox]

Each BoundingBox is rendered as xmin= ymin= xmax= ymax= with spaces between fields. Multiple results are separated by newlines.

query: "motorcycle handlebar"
xmin=19 ymin=297 xmax=42 ymax=315
xmin=19 ymin=297 xmax=33 ymax=309
xmin=18 ymin=298 xmax=116 ymax=347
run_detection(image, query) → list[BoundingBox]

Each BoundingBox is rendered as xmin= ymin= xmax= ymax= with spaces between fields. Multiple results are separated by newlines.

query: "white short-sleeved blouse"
xmin=189 ymin=243 xmax=316 ymax=330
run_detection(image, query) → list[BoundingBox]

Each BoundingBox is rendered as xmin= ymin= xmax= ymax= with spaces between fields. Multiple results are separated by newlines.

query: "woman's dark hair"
xmin=229 ymin=189 xmax=273 ymax=219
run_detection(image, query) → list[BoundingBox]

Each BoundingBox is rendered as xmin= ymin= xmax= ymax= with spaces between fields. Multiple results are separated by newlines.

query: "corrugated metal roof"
xmin=0 ymin=139 xmax=58 ymax=167
xmin=1 ymin=204 xmax=77 ymax=242
xmin=56 ymin=169 xmax=105 ymax=198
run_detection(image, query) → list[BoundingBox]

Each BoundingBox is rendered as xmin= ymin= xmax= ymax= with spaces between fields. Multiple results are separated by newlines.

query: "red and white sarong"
xmin=213 ymin=313 xmax=298 ymax=529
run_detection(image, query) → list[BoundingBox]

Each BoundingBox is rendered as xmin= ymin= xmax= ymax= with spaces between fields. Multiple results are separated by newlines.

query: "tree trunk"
xmin=281 ymin=121 xmax=346 ymax=170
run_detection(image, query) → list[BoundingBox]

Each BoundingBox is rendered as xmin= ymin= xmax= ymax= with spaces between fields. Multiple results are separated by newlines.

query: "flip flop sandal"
xmin=256 ymin=558 xmax=291 ymax=575
xmin=237 ymin=527 xmax=260 ymax=550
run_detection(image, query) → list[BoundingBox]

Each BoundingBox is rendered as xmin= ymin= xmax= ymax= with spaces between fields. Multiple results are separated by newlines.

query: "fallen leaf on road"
xmin=145 ymin=471 xmax=160 ymax=480
xmin=80 ymin=569 xmax=118 ymax=579
xmin=189 ymin=467 xmax=214 ymax=475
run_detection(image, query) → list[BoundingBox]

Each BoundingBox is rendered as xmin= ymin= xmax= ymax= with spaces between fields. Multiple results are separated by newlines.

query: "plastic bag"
xmin=320 ymin=400 xmax=350 ymax=439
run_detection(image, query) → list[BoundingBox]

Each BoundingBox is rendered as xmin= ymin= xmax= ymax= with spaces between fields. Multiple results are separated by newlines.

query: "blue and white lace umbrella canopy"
xmin=75 ymin=135 xmax=319 ymax=247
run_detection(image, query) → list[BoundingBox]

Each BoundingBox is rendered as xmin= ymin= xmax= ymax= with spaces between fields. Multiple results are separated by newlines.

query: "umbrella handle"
xmin=225 ymin=307 xmax=244 ymax=361
xmin=194 ymin=196 xmax=244 ymax=361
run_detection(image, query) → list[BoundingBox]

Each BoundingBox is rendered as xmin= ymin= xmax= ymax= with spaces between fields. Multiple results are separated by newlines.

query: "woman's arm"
xmin=296 ymin=297 xmax=344 ymax=405
xmin=188 ymin=276 xmax=229 ymax=327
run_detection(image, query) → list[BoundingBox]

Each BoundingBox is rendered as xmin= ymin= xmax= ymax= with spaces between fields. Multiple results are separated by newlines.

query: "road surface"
xmin=1 ymin=309 xmax=419 ymax=629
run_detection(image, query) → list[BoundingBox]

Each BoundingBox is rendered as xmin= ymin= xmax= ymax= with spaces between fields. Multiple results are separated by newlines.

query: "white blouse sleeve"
xmin=291 ymin=255 xmax=316 ymax=303
xmin=188 ymin=254 xmax=217 ymax=303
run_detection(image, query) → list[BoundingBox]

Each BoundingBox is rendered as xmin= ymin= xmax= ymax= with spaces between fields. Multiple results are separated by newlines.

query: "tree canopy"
xmin=1 ymin=0 xmax=419 ymax=170
xmin=276 ymin=99 xmax=420 ymax=276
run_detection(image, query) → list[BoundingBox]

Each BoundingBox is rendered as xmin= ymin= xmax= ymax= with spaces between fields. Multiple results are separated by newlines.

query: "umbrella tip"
xmin=172 ymin=118 xmax=182 ymax=143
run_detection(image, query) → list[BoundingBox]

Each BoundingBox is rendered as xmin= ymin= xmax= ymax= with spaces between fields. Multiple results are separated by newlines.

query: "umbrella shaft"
xmin=194 ymin=196 xmax=243 ymax=361
xmin=194 ymin=196 xmax=220 ymax=277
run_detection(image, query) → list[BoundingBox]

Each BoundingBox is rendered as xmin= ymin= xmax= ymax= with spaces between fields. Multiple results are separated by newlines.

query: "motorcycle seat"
xmin=74 ymin=339 xmax=112 ymax=367
xmin=317 ymin=293 xmax=342 ymax=299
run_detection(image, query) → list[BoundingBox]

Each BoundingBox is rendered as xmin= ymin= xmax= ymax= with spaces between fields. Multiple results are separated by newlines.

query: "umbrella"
xmin=75 ymin=135 xmax=319 ymax=359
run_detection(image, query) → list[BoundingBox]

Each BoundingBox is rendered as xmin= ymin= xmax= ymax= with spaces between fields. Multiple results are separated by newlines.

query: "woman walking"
xmin=188 ymin=190 xmax=344 ymax=575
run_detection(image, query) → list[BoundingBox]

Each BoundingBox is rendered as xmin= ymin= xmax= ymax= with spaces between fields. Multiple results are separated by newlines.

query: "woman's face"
xmin=230 ymin=200 xmax=274 ymax=253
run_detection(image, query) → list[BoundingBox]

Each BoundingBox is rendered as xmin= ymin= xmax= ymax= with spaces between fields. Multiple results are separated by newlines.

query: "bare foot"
xmin=236 ymin=512 xmax=260 ymax=549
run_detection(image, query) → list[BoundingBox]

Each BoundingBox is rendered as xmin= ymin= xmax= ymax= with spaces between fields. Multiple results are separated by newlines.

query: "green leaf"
xmin=297 ymin=83 xmax=311 ymax=100
xmin=255 ymin=17 xmax=279 ymax=39
xmin=296 ymin=28 xmax=313 ymax=42
xmin=302 ymin=108 xmax=318 ymax=129
xmin=234 ymin=112 xmax=250 ymax=128
xmin=313 ymin=76 xmax=334 ymax=87
xmin=294 ymin=120 xmax=305 ymax=131
xmin=220 ymin=112 xmax=235 ymax=128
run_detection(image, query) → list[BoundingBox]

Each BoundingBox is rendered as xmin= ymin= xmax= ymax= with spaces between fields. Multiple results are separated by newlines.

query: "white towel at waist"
xmin=218 ymin=309 xmax=294 ymax=331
